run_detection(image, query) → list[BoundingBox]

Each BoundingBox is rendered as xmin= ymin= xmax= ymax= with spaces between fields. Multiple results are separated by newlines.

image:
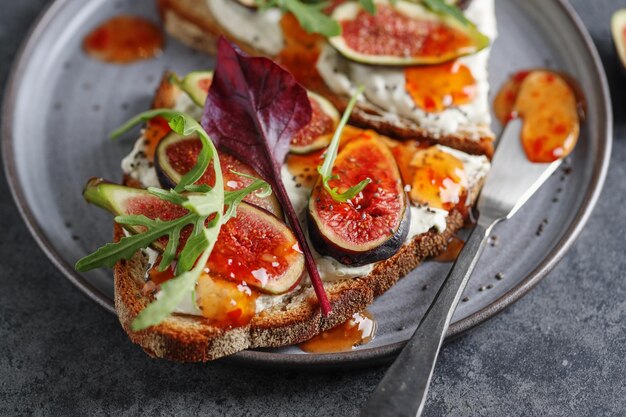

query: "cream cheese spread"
xmin=206 ymin=0 xmax=285 ymax=56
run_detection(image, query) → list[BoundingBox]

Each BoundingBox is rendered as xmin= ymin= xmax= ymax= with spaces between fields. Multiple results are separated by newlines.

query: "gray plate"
xmin=1 ymin=0 xmax=611 ymax=367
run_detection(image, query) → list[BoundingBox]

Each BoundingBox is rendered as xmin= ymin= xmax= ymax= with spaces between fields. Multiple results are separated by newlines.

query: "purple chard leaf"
xmin=201 ymin=37 xmax=332 ymax=316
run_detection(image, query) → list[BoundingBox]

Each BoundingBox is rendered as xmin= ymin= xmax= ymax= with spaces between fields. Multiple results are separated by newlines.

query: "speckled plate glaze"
xmin=2 ymin=0 xmax=611 ymax=367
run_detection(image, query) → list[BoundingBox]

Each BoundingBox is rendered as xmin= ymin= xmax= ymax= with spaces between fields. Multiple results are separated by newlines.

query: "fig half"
xmin=83 ymin=179 xmax=304 ymax=294
xmin=328 ymin=0 xmax=489 ymax=66
xmin=175 ymin=71 xmax=213 ymax=107
xmin=612 ymin=9 xmax=626 ymax=69
xmin=290 ymin=92 xmax=340 ymax=154
xmin=155 ymin=132 xmax=283 ymax=218
xmin=308 ymin=135 xmax=410 ymax=266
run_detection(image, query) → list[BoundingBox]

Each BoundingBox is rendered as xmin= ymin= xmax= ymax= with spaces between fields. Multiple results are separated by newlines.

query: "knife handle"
xmin=361 ymin=221 xmax=492 ymax=417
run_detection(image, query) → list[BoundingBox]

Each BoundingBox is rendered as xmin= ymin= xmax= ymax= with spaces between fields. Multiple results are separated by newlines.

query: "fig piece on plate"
xmin=308 ymin=135 xmax=409 ymax=266
xmin=83 ymin=179 xmax=304 ymax=294
xmin=175 ymin=71 xmax=213 ymax=107
xmin=155 ymin=132 xmax=283 ymax=218
xmin=612 ymin=9 xmax=626 ymax=69
xmin=290 ymin=92 xmax=340 ymax=154
xmin=328 ymin=0 xmax=489 ymax=66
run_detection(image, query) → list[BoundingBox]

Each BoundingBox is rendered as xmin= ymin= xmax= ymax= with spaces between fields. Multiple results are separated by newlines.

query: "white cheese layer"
xmin=120 ymin=133 xmax=160 ymax=188
xmin=206 ymin=0 xmax=285 ymax=56
xmin=316 ymin=0 xmax=497 ymax=138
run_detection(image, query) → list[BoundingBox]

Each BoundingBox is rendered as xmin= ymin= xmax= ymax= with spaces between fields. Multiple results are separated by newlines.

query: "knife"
xmin=361 ymin=119 xmax=562 ymax=417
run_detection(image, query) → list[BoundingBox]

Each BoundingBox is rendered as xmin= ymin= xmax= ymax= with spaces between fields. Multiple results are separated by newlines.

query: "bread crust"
xmin=156 ymin=0 xmax=495 ymax=157
xmin=114 ymin=211 xmax=464 ymax=362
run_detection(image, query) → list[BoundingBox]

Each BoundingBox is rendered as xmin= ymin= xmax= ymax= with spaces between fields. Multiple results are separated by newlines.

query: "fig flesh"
xmin=329 ymin=0 xmax=489 ymax=66
xmin=308 ymin=135 xmax=409 ymax=266
xmin=155 ymin=132 xmax=283 ymax=217
xmin=83 ymin=179 xmax=304 ymax=294
xmin=176 ymin=71 xmax=213 ymax=107
xmin=290 ymin=92 xmax=340 ymax=154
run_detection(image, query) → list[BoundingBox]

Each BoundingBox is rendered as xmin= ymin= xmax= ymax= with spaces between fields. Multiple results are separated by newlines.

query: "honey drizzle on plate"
xmin=493 ymin=70 xmax=583 ymax=163
xmin=299 ymin=311 xmax=377 ymax=353
xmin=83 ymin=15 xmax=164 ymax=64
xmin=434 ymin=235 xmax=465 ymax=262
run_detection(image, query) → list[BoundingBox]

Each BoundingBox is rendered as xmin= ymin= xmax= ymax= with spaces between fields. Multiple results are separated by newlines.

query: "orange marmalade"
xmin=405 ymin=62 xmax=477 ymax=112
xmin=387 ymin=140 xmax=468 ymax=211
xmin=299 ymin=311 xmax=376 ymax=353
xmin=83 ymin=16 xmax=164 ymax=64
xmin=145 ymin=262 xmax=257 ymax=328
xmin=494 ymin=70 xmax=582 ymax=163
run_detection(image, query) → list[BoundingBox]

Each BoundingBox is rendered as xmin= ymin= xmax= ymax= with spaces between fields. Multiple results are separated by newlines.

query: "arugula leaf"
xmin=359 ymin=0 xmax=377 ymax=14
xmin=317 ymin=86 xmax=371 ymax=203
xmin=284 ymin=0 xmax=341 ymax=36
xmin=131 ymin=249 xmax=209 ymax=330
xmin=223 ymin=172 xmax=273 ymax=221
xmin=257 ymin=0 xmax=341 ymax=37
xmin=75 ymin=213 xmax=197 ymax=272
xmin=113 ymin=110 xmax=217 ymax=193
xmin=79 ymin=107 xmax=274 ymax=329
xmin=421 ymin=0 xmax=473 ymax=26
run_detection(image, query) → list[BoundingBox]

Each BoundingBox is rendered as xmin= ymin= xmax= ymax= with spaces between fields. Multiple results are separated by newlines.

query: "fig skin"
xmin=307 ymin=192 xmax=411 ymax=267
xmin=155 ymin=133 xmax=283 ymax=218
xmin=83 ymin=179 xmax=304 ymax=294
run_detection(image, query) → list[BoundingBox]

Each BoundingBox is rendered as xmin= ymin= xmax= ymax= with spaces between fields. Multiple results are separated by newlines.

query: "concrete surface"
xmin=1 ymin=0 xmax=625 ymax=416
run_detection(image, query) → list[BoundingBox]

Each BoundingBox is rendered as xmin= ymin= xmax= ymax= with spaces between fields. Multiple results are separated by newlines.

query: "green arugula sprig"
xmin=76 ymin=109 xmax=270 ymax=330
xmin=421 ymin=0 xmax=473 ymax=26
xmin=317 ymin=86 xmax=371 ymax=203
xmin=256 ymin=0 xmax=376 ymax=37
xmin=253 ymin=0 xmax=476 ymax=37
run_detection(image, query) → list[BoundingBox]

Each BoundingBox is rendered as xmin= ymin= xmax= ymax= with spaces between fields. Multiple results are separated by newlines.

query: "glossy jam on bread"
xmin=405 ymin=62 xmax=477 ymax=112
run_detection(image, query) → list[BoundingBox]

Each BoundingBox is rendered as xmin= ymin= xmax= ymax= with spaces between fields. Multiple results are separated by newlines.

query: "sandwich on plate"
xmin=157 ymin=0 xmax=497 ymax=155
xmin=77 ymin=0 xmax=495 ymax=361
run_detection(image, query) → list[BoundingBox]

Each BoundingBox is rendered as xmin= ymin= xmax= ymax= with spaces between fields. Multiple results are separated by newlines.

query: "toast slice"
xmin=156 ymin=0 xmax=497 ymax=157
xmin=113 ymin=73 xmax=489 ymax=361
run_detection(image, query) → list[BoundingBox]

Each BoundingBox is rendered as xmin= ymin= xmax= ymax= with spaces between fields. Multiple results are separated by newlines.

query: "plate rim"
xmin=1 ymin=0 xmax=612 ymax=367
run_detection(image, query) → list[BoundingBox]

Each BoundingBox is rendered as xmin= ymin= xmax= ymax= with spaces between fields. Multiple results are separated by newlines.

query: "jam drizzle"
xmin=299 ymin=311 xmax=376 ymax=353
xmin=387 ymin=141 xmax=468 ymax=211
xmin=434 ymin=235 xmax=465 ymax=262
xmin=405 ymin=62 xmax=477 ymax=112
xmin=144 ymin=262 xmax=258 ymax=329
xmin=494 ymin=70 xmax=583 ymax=163
xmin=83 ymin=15 xmax=164 ymax=64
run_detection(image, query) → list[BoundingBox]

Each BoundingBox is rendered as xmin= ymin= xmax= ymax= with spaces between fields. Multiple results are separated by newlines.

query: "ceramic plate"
xmin=2 ymin=0 xmax=611 ymax=367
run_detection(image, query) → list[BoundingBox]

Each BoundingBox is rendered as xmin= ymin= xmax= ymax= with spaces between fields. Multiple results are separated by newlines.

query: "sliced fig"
xmin=612 ymin=9 xmax=626 ymax=69
xmin=175 ymin=71 xmax=213 ymax=107
xmin=329 ymin=0 xmax=489 ymax=66
xmin=308 ymin=135 xmax=409 ymax=266
xmin=290 ymin=92 xmax=340 ymax=154
xmin=83 ymin=179 xmax=304 ymax=294
xmin=155 ymin=132 xmax=283 ymax=217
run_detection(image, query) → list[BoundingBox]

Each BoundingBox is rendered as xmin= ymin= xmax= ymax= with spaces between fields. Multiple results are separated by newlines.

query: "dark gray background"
xmin=1 ymin=1 xmax=625 ymax=416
